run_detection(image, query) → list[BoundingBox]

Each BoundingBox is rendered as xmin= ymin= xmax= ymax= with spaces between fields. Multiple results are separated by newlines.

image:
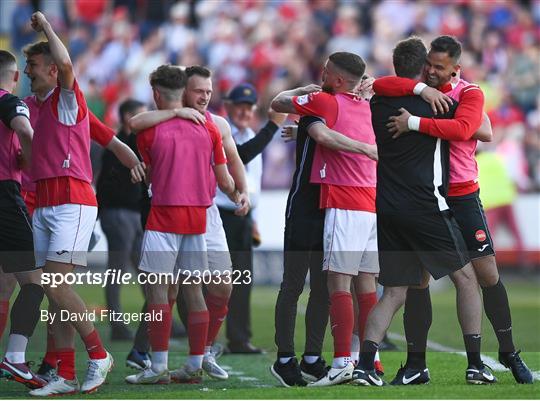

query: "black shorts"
xmin=447 ymin=190 xmax=495 ymax=260
xmin=377 ymin=210 xmax=470 ymax=287
xmin=0 ymin=181 xmax=36 ymax=273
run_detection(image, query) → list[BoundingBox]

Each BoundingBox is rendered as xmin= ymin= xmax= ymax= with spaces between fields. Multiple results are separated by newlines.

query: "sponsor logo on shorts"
xmin=475 ymin=230 xmax=486 ymax=242
xmin=56 ymin=250 xmax=69 ymax=255
xmin=477 ymin=244 xmax=489 ymax=252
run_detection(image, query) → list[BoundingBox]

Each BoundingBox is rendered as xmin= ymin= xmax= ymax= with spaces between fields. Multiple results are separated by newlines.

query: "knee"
xmin=44 ymin=284 xmax=64 ymax=304
xmin=477 ymin=271 xmax=499 ymax=288
xmin=383 ymin=287 xmax=407 ymax=305
xmin=355 ymin=273 xmax=377 ymax=293
xmin=209 ymin=282 xmax=232 ymax=299
xmin=451 ymin=264 xmax=478 ymax=286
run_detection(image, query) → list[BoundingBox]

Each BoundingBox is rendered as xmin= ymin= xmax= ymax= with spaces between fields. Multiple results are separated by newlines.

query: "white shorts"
xmin=205 ymin=203 xmax=232 ymax=272
xmin=323 ymin=208 xmax=379 ymax=275
xmin=33 ymin=204 xmax=97 ymax=267
xmin=139 ymin=230 xmax=208 ymax=275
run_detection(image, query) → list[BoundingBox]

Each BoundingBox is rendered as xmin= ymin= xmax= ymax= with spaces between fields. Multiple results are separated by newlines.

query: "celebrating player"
xmin=373 ymin=35 xmax=532 ymax=385
xmin=24 ymin=12 xmax=113 ymax=396
xmin=272 ymin=52 xmax=380 ymax=387
xmin=125 ymin=65 xmax=237 ymax=385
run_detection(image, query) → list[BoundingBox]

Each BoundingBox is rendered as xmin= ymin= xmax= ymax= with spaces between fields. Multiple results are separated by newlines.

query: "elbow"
xmin=270 ymin=98 xmax=280 ymax=112
xmin=127 ymin=117 xmax=139 ymax=133
xmin=219 ymin=179 xmax=234 ymax=195
xmin=21 ymin=126 xmax=34 ymax=140
xmin=270 ymin=97 xmax=285 ymax=113
xmin=57 ymin=60 xmax=74 ymax=74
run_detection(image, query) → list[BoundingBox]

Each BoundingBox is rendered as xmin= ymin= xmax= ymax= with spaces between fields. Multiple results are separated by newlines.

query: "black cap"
xmin=226 ymin=83 xmax=258 ymax=105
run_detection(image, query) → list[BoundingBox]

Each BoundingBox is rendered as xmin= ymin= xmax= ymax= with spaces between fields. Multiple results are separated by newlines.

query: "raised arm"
xmin=374 ymin=76 xmax=452 ymax=114
xmin=388 ymin=87 xmax=484 ymax=141
xmin=271 ymin=84 xmax=322 ymax=113
xmin=31 ymin=12 xmax=74 ymax=90
xmin=308 ymin=122 xmax=378 ymax=161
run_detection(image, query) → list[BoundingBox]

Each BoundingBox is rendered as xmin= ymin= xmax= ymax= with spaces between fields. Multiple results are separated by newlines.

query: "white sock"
xmin=151 ymin=351 xmax=168 ymax=373
xmin=303 ymin=355 xmax=319 ymax=364
xmin=204 ymin=346 xmax=212 ymax=357
xmin=187 ymin=355 xmax=203 ymax=371
xmin=279 ymin=357 xmax=292 ymax=364
xmin=332 ymin=356 xmax=350 ymax=369
xmin=5 ymin=334 xmax=28 ymax=363
xmin=351 ymin=333 xmax=360 ymax=364
xmin=375 ymin=350 xmax=381 ymax=362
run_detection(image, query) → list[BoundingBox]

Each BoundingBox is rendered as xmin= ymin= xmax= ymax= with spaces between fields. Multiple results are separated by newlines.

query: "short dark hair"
xmin=118 ymin=99 xmax=145 ymax=122
xmin=0 ymin=50 xmax=17 ymax=72
xmin=149 ymin=64 xmax=186 ymax=90
xmin=149 ymin=65 xmax=186 ymax=101
xmin=185 ymin=65 xmax=212 ymax=79
xmin=328 ymin=52 xmax=366 ymax=80
xmin=393 ymin=37 xmax=427 ymax=79
xmin=22 ymin=41 xmax=52 ymax=61
xmin=430 ymin=35 xmax=462 ymax=63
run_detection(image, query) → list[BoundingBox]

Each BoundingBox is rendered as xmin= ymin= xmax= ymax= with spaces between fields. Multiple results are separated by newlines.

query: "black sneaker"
xmin=390 ymin=364 xmax=430 ymax=385
xmin=300 ymin=356 xmax=328 ymax=382
xmin=36 ymin=360 xmax=57 ymax=382
xmin=126 ymin=349 xmax=151 ymax=370
xmin=270 ymin=358 xmax=307 ymax=387
xmin=499 ymin=350 xmax=533 ymax=384
xmin=351 ymin=368 xmax=385 ymax=386
xmin=466 ymin=364 xmax=497 ymax=384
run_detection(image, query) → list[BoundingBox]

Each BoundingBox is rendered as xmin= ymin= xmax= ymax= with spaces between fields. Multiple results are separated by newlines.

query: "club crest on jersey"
xmin=296 ymin=95 xmax=309 ymax=105
xmin=475 ymin=229 xmax=486 ymax=242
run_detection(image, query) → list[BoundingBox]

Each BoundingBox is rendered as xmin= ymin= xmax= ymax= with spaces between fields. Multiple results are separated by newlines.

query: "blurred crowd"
xmin=2 ymin=0 xmax=540 ymax=191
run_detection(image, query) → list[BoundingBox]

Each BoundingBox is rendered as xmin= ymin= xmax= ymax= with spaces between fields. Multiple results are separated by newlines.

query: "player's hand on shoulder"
xmin=387 ymin=107 xmax=412 ymax=138
xmin=419 ymin=86 xmax=453 ymax=115
xmin=268 ymin=108 xmax=288 ymax=126
xmin=30 ymin=11 xmax=48 ymax=32
xmin=234 ymin=191 xmax=250 ymax=216
xmin=356 ymin=75 xmax=375 ymax=99
xmin=175 ymin=107 xmax=206 ymax=125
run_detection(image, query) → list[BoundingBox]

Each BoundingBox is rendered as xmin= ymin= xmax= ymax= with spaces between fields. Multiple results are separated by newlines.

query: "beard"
xmin=322 ymin=83 xmax=334 ymax=94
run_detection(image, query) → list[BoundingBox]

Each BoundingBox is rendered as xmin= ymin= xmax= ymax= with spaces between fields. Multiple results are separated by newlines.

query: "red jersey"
xmin=137 ymin=119 xmax=226 ymax=234
xmin=292 ymin=91 xmax=375 ymax=212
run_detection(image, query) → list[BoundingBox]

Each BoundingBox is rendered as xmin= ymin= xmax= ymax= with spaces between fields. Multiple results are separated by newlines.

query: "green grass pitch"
xmin=1 ymin=277 xmax=539 ymax=399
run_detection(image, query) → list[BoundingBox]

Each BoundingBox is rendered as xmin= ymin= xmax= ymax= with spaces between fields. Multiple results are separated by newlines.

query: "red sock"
xmin=357 ymin=292 xmax=377 ymax=342
xmin=148 ymin=304 xmax=172 ymax=352
xmin=43 ymin=328 xmax=57 ymax=368
xmin=0 ymin=300 xmax=9 ymax=339
xmin=56 ymin=348 xmax=75 ymax=380
xmin=188 ymin=310 xmax=209 ymax=356
xmin=82 ymin=330 xmax=107 ymax=360
xmin=330 ymin=291 xmax=353 ymax=358
xmin=205 ymin=294 xmax=229 ymax=346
